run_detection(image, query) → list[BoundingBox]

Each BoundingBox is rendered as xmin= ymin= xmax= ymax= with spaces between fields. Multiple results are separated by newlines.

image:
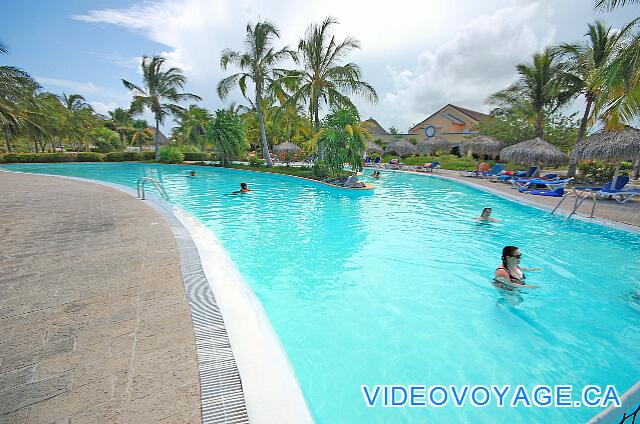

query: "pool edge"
xmin=0 ymin=168 xmax=315 ymax=424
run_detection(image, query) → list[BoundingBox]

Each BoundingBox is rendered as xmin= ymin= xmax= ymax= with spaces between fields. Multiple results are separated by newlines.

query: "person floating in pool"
xmin=187 ymin=170 xmax=197 ymax=177
xmin=371 ymin=171 xmax=381 ymax=178
xmin=494 ymin=246 xmax=540 ymax=289
xmin=232 ymin=182 xmax=252 ymax=194
xmin=474 ymin=207 xmax=501 ymax=222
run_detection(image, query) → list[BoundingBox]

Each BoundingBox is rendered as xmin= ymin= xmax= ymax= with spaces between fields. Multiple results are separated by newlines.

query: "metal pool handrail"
xmin=136 ymin=177 xmax=169 ymax=201
xmin=587 ymin=381 xmax=640 ymax=424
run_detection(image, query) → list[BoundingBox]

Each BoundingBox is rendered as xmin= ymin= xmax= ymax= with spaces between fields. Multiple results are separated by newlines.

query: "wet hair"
xmin=240 ymin=182 xmax=247 ymax=189
xmin=501 ymin=246 xmax=519 ymax=266
xmin=481 ymin=207 xmax=492 ymax=216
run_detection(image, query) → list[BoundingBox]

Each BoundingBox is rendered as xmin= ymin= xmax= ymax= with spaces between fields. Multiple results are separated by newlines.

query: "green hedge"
xmin=1 ymin=153 xmax=74 ymax=163
xmin=183 ymin=152 xmax=210 ymax=161
xmin=104 ymin=152 xmax=144 ymax=162
xmin=159 ymin=146 xmax=184 ymax=164
xmin=0 ymin=151 xmax=156 ymax=163
xmin=75 ymin=152 xmax=104 ymax=162
xmin=578 ymin=161 xmax=633 ymax=182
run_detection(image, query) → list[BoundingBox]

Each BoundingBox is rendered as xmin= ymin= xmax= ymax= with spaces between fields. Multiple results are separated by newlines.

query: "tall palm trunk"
xmin=313 ymin=93 xmax=323 ymax=160
xmin=118 ymin=132 xmax=125 ymax=149
xmin=567 ymin=94 xmax=594 ymax=177
xmin=535 ymin=113 xmax=544 ymax=138
xmin=255 ymin=89 xmax=273 ymax=167
xmin=4 ymin=127 xmax=12 ymax=153
xmin=154 ymin=117 xmax=160 ymax=161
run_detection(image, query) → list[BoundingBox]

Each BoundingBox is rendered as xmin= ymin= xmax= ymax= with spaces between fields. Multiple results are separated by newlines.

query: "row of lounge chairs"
xmin=364 ymin=157 xmax=440 ymax=172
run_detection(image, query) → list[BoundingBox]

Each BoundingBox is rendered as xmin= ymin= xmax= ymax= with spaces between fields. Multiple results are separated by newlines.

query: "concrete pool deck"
xmin=0 ymin=172 xmax=212 ymax=423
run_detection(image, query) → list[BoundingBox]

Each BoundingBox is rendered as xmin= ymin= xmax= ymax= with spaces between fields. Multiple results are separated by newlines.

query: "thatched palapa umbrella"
xmin=414 ymin=140 xmax=431 ymax=155
xmin=460 ymin=135 xmax=504 ymax=159
xmin=425 ymin=136 xmax=453 ymax=154
xmin=366 ymin=141 xmax=384 ymax=155
xmin=386 ymin=138 xmax=417 ymax=157
xmin=571 ymin=127 xmax=640 ymax=186
xmin=273 ymin=141 xmax=302 ymax=154
xmin=499 ymin=137 xmax=568 ymax=172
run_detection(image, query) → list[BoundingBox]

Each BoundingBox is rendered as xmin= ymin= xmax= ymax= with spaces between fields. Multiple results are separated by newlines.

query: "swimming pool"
xmin=4 ymin=162 xmax=639 ymax=423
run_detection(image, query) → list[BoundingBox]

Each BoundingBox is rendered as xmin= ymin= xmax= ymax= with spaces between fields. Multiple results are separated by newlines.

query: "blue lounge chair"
xmin=517 ymin=178 xmax=573 ymax=192
xmin=573 ymin=176 xmax=629 ymax=193
xmin=498 ymin=166 xmax=538 ymax=182
xmin=423 ymin=161 xmax=440 ymax=172
xmin=528 ymin=187 xmax=564 ymax=197
xmin=600 ymin=187 xmax=640 ymax=204
xmin=480 ymin=163 xmax=505 ymax=178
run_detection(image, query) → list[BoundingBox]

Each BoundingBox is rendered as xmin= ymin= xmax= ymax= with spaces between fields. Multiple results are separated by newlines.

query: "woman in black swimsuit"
xmin=494 ymin=246 xmax=539 ymax=289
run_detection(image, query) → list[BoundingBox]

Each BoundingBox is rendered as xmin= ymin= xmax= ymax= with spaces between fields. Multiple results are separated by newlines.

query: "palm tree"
xmin=556 ymin=21 xmax=622 ymax=176
xmin=174 ymin=105 xmax=210 ymax=152
xmin=206 ymin=109 xmax=247 ymax=166
xmin=108 ymin=108 xmax=133 ymax=148
xmin=286 ymin=17 xmax=378 ymax=135
xmin=61 ymin=93 xmax=91 ymax=112
xmin=130 ymin=119 xmax=153 ymax=153
xmin=122 ymin=55 xmax=201 ymax=160
xmin=594 ymin=0 xmax=639 ymax=10
xmin=488 ymin=48 xmax=574 ymax=138
xmin=0 ymin=41 xmax=40 ymax=152
xmin=217 ymin=21 xmax=296 ymax=167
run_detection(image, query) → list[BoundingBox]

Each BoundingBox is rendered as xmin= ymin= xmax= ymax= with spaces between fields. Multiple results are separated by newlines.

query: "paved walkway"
xmin=436 ymin=170 xmax=640 ymax=229
xmin=0 ymin=172 xmax=202 ymax=423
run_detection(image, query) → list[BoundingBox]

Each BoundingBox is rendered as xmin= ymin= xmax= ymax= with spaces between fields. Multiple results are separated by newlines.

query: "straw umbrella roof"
xmin=414 ymin=140 xmax=431 ymax=155
xmin=460 ymin=135 xmax=504 ymax=158
xmin=571 ymin=127 xmax=640 ymax=162
xmin=386 ymin=138 xmax=417 ymax=157
xmin=366 ymin=141 xmax=384 ymax=155
xmin=425 ymin=136 xmax=453 ymax=153
xmin=273 ymin=141 xmax=302 ymax=153
xmin=499 ymin=137 xmax=568 ymax=165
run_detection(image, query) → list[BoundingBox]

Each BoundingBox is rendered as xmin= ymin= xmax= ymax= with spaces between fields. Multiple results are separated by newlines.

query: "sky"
xmin=4 ymin=0 xmax=639 ymax=133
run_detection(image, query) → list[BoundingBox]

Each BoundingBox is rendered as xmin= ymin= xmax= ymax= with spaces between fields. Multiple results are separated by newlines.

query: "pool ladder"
xmin=136 ymin=177 xmax=170 ymax=201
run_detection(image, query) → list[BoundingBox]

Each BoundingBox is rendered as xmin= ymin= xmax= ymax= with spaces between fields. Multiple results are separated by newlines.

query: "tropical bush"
xmin=1 ymin=153 xmax=73 ymax=163
xmin=311 ymin=160 xmax=330 ymax=179
xmin=159 ymin=146 xmax=184 ymax=163
xmin=104 ymin=151 xmax=143 ymax=161
xmin=578 ymin=161 xmax=632 ymax=182
xmin=206 ymin=109 xmax=247 ymax=165
xmin=182 ymin=152 xmax=210 ymax=161
xmin=315 ymin=107 xmax=368 ymax=177
xmin=75 ymin=152 xmax=104 ymax=162
xmin=248 ymin=156 xmax=263 ymax=167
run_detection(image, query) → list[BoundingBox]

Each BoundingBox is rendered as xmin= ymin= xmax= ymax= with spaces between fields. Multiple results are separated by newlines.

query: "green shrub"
xmin=142 ymin=152 xmax=156 ymax=161
xmin=159 ymin=146 xmax=184 ymax=163
xmin=75 ymin=152 xmax=104 ymax=162
xmin=177 ymin=145 xmax=201 ymax=153
xmin=104 ymin=152 xmax=125 ymax=162
xmin=1 ymin=153 xmax=72 ymax=163
xmin=183 ymin=152 xmax=209 ymax=161
xmin=311 ymin=160 xmax=329 ymax=179
xmin=248 ymin=156 xmax=264 ymax=167
xmin=122 ymin=152 xmax=142 ymax=161
xmin=578 ymin=161 xmax=632 ymax=183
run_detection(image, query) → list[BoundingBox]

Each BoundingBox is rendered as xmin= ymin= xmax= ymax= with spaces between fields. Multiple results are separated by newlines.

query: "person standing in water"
xmin=494 ymin=246 xmax=540 ymax=289
xmin=232 ymin=182 xmax=252 ymax=194
xmin=474 ymin=207 xmax=501 ymax=222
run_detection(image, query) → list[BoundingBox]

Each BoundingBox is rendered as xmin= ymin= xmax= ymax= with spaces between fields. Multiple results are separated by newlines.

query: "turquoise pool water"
xmin=4 ymin=163 xmax=639 ymax=423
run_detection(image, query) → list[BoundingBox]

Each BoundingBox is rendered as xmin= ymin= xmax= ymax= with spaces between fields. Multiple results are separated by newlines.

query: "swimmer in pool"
xmin=494 ymin=246 xmax=540 ymax=289
xmin=232 ymin=182 xmax=252 ymax=194
xmin=187 ymin=170 xmax=197 ymax=177
xmin=474 ymin=207 xmax=501 ymax=222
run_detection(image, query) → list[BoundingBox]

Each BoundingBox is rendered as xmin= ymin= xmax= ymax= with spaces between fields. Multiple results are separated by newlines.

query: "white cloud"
xmin=36 ymin=76 xmax=102 ymax=94
xmin=72 ymin=0 xmax=558 ymax=131
xmin=358 ymin=0 xmax=556 ymax=130
xmin=90 ymin=101 xmax=118 ymax=115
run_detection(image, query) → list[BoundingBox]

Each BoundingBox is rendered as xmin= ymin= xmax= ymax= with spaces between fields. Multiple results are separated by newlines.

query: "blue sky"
xmin=4 ymin=0 xmax=639 ymax=131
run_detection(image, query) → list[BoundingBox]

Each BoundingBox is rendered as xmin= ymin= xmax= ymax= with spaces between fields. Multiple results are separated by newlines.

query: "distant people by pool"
xmin=474 ymin=207 xmax=501 ymax=222
xmin=494 ymin=246 xmax=540 ymax=289
xmin=372 ymin=171 xmax=381 ymax=178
